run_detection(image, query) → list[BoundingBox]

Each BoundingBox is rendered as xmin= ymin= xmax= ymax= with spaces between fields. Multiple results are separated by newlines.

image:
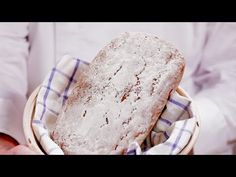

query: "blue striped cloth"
xmin=32 ymin=55 xmax=197 ymax=155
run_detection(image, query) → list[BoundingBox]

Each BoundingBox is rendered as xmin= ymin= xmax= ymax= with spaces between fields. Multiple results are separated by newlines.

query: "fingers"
xmin=2 ymin=145 xmax=37 ymax=155
xmin=0 ymin=133 xmax=19 ymax=151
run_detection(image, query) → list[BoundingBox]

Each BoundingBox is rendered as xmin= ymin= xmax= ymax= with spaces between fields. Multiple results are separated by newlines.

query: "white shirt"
xmin=0 ymin=22 xmax=236 ymax=154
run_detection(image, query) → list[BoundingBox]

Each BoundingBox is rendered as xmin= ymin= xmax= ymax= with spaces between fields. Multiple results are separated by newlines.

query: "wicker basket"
xmin=23 ymin=86 xmax=200 ymax=155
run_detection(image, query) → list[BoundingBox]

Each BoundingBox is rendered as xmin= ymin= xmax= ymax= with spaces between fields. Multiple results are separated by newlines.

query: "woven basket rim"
xmin=23 ymin=86 xmax=200 ymax=155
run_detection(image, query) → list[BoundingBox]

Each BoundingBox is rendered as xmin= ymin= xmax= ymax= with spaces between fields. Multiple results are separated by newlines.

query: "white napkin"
xmin=32 ymin=55 xmax=197 ymax=155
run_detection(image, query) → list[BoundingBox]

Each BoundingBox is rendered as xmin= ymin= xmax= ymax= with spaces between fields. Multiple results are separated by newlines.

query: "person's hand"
xmin=0 ymin=133 xmax=36 ymax=155
xmin=0 ymin=145 xmax=36 ymax=155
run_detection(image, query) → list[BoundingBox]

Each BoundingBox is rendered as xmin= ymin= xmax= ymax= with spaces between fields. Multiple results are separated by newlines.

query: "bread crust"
xmin=51 ymin=32 xmax=185 ymax=154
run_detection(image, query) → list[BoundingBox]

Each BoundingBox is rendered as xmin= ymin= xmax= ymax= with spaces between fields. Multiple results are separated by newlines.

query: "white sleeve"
xmin=193 ymin=23 xmax=236 ymax=154
xmin=0 ymin=23 xmax=29 ymax=144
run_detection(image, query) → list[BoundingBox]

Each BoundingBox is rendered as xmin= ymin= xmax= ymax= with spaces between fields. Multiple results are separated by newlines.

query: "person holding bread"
xmin=0 ymin=22 xmax=236 ymax=154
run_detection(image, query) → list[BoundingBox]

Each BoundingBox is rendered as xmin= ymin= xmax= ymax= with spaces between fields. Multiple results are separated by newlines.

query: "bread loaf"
xmin=51 ymin=32 xmax=185 ymax=154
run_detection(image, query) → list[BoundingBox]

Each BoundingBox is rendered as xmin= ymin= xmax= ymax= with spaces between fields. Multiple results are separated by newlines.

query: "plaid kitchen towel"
xmin=32 ymin=55 xmax=197 ymax=155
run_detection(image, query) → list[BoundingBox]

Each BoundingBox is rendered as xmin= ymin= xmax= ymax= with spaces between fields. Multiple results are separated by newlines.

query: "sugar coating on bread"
xmin=51 ymin=32 xmax=185 ymax=154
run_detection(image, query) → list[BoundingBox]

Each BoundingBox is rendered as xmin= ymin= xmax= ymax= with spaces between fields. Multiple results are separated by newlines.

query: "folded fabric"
xmin=32 ymin=55 xmax=197 ymax=155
